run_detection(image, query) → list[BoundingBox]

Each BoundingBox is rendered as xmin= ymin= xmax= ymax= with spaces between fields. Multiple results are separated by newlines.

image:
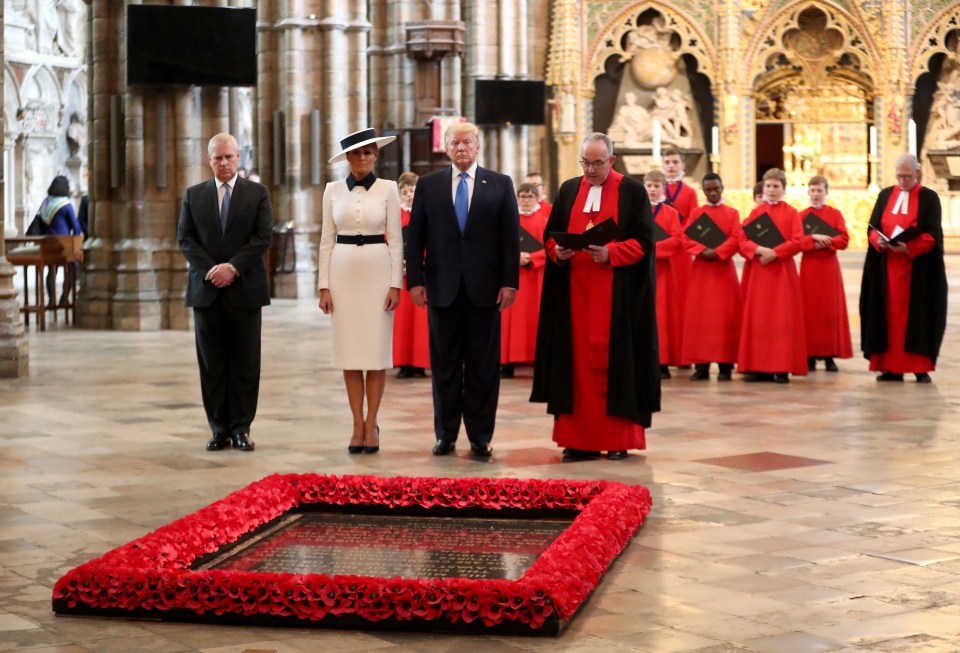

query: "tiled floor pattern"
xmin=1 ymin=251 xmax=960 ymax=652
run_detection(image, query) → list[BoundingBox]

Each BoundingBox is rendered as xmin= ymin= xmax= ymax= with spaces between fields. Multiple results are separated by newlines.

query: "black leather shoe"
xmin=915 ymin=372 xmax=932 ymax=383
xmin=808 ymin=357 xmax=817 ymax=371
xmin=717 ymin=372 xmax=732 ymax=381
xmin=412 ymin=367 xmax=427 ymax=378
xmin=877 ymin=372 xmax=904 ymax=382
xmin=396 ymin=366 xmax=414 ymax=379
xmin=743 ymin=372 xmax=773 ymax=382
xmin=824 ymin=358 xmax=839 ymax=372
xmin=469 ymin=442 xmax=493 ymax=459
xmin=607 ymin=450 xmax=629 ymax=460
xmin=660 ymin=366 xmax=671 ymax=380
xmin=232 ymin=432 xmax=255 ymax=451
xmin=562 ymin=448 xmax=601 ymax=459
xmin=500 ymin=364 xmax=515 ymax=378
xmin=206 ymin=433 xmax=230 ymax=451
xmin=690 ymin=370 xmax=709 ymax=381
xmin=432 ymin=440 xmax=456 ymax=456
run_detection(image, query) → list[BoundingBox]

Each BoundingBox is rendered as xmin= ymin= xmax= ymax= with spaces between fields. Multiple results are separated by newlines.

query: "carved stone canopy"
xmin=405 ymin=21 xmax=466 ymax=61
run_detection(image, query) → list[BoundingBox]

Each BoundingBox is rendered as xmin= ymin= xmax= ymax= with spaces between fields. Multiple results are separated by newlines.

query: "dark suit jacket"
xmin=405 ymin=166 xmax=520 ymax=308
xmin=177 ymin=177 xmax=273 ymax=309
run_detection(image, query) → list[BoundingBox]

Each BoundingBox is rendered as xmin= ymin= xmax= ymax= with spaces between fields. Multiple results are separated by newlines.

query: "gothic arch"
xmin=743 ymin=0 xmax=879 ymax=96
xmin=585 ymin=1 xmax=716 ymax=89
xmin=911 ymin=4 xmax=960 ymax=84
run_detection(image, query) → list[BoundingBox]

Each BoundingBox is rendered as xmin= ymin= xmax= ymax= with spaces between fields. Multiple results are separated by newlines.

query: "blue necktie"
xmin=220 ymin=183 xmax=231 ymax=231
xmin=455 ymin=171 xmax=468 ymax=232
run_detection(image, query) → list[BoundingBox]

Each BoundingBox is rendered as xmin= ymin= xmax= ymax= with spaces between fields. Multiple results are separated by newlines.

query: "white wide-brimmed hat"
xmin=328 ymin=128 xmax=396 ymax=163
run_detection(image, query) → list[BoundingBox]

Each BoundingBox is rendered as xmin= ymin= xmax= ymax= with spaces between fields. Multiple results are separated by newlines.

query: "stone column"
xmin=78 ymin=0 xmax=240 ymax=330
xmin=546 ymin=0 xmax=582 ymax=185
xmin=718 ymin=0 xmax=747 ymax=189
xmin=0 ymin=0 xmax=30 ymax=377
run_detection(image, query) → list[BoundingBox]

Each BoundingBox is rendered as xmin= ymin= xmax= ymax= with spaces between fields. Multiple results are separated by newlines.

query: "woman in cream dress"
xmin=318 ymin=129 xmax=403 ymax=454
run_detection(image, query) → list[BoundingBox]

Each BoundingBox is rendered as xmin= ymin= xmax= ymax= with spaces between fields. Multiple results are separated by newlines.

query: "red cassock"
xmin=737 ymin=201 xmax=808 ymax=375
xmin=665 ymin=180 xmax=699 ymax=357
xmin=653 ymin=202 xmax=684 ymax=365
xmin=799 ymin=204 xmax=853 ymax=359
xmin=546 ymin=171 xmax=646 ymax=451
xmin=681 ymin=203 xmax=743 ymax=364
xmin=867 ymin=184 xmax=937 ymax=373
xmin=392 ymin=207 xmax=431 ymax=369
xmin=501 ymin=206 xmax=549 ymax=364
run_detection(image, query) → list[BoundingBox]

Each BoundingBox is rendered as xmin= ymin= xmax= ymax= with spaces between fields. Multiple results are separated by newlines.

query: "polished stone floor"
xmin=2 ymin=252 xmax=960 ymax=652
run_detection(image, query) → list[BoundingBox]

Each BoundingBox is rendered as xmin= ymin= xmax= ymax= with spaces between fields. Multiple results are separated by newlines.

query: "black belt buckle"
xmin=356 ymin=234 xmax=364 ymax=246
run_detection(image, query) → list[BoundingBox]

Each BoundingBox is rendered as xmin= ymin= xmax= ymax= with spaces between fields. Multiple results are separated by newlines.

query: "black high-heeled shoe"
xmin=363 ymin=426 xmax=380 ymax=454
xmin=348 ymin=430 xmax=364 ymax=454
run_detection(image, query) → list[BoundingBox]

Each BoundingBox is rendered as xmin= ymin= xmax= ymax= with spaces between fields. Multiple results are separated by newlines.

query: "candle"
xmin=652 ymin=119 xmax=661 ymax=163
xmin=908 ymin=119 xmax=917 ymax=156
xmin=869 ymin=125 xmax=877 ymax=156
xmin=711 ymin=125 xmax=719 ymax=154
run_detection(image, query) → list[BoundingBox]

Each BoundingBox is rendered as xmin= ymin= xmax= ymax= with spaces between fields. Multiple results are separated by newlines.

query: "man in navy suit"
xmin=178 ymin=133 xmax=273 ymax=452
xmin=405 ymin=122 xmax=520 ymax=459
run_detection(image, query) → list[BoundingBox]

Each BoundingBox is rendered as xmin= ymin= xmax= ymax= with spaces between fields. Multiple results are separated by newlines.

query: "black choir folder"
xmin=652 ymin=220 xmax=671 ymax=243
xmin=684 ymin=213 xmax=727 ymax=249
xmin=744 ymin=212 xmax=786 ymax=248
xmin=550 ymin=218 xmax=618 ymax=250
xmin=802 ymin=212 xmax=840 ymax=237
xmin=869 ymin=223 xmax=921 ymax=245
xmin=518 ymin=225 xmax=545 ymax=253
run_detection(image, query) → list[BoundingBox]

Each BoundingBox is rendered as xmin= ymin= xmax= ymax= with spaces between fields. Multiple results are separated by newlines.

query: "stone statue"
xmin=620 ymin=19 xmax=678 ymax=90
xmin=56 ymin=0 xmax=85 ymax=57
xmin=31 ymin=0 xmax=60 ymax=55
xmin=608 ymin=92 xmax=651 ymax=148
xmin=66 ymin=110 xmax=87 ymax=157
xmin=650 ymin=87 xmax=692 ymax=148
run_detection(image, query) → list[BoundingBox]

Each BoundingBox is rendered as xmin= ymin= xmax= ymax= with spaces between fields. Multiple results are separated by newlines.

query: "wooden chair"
xmin=5 ymin=235 xmax=84 ymax=331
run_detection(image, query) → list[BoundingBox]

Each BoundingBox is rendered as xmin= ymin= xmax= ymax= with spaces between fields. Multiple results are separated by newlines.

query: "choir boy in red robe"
xmin=799 ymin=175 xmax=852 ymax=372
xmin=860 ymin=153 xmax=947 ymax=383
xmin=525 ymin=172 xmax=553 ymax=213
xmin=738 ymin=167 xmax=808 ymax=383
xmin=662 ymin=148 xmax=697 ymax=365
xmin=392 ymin=172 xmax=430 ymax=378
xmin=682 ymin=173 xmax=743 ymax=381
xmin=532 ymin=132 xmax=660 ymax=460
xmin=644 ymin=169 xmax=683 ymax=379
xmin=501 ymin=183 xmax=549 ymax=377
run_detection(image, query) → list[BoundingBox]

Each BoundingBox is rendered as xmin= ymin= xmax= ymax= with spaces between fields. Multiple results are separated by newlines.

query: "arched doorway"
xmin=748 ymin=3 xmax=877 ymax=187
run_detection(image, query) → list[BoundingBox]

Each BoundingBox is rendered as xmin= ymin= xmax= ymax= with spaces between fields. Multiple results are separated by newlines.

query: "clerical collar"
xmin=708 ymin=200 xmax=724 ymax=207
xmin=583 ymin=185 xmax=603 ymax=212
xmin=650 ymin=197 xmax=665 ymax=205
xmin=346 ymin=172 xmax=377 ymax=191
xmin=766 ymin=200 xmax=782 ymax=206
xmin=666 ymin=176 xmax=683 ymax=184
xmin=810 ymin=202 xmax=824 ymax=210
xmin=520 ymin=208 xmax=538 ymax=216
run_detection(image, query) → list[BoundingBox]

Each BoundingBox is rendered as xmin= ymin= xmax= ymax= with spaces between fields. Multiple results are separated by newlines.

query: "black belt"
xmin=336 ymin=234 xmax=386 ymax=246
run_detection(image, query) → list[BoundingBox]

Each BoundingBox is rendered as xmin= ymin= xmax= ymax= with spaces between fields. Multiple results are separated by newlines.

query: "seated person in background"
xmin=36 ymin=175 xmax=83 ymax=306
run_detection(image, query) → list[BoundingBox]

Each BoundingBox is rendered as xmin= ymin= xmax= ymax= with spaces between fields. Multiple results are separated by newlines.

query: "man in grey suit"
xmin=178 ymin=133 xmax=273 ymax=451
xmin=405 ymin=122 xmax=520 ymax=459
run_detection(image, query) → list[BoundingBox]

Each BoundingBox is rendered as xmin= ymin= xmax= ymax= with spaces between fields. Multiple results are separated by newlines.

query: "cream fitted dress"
xmin=318 ymin=178 xmax=403 ymax=370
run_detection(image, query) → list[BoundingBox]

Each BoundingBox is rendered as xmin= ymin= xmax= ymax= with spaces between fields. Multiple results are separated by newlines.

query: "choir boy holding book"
xmin=681 ymin=173 xmax=743 ymax=381
xmin=737 ymin=168 xmax=807 ymax=383
xmin=644 ymin=170 xmax=684 ymax=378
xmin=799 ymin=175 xmax=852 ymax=372
xmin=500 ymin=183 xmax=549 ymax=377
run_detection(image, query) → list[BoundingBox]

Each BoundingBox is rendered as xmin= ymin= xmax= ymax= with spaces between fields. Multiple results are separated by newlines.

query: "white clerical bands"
xmin=891 ymin=190 xmax=909 ymax=215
